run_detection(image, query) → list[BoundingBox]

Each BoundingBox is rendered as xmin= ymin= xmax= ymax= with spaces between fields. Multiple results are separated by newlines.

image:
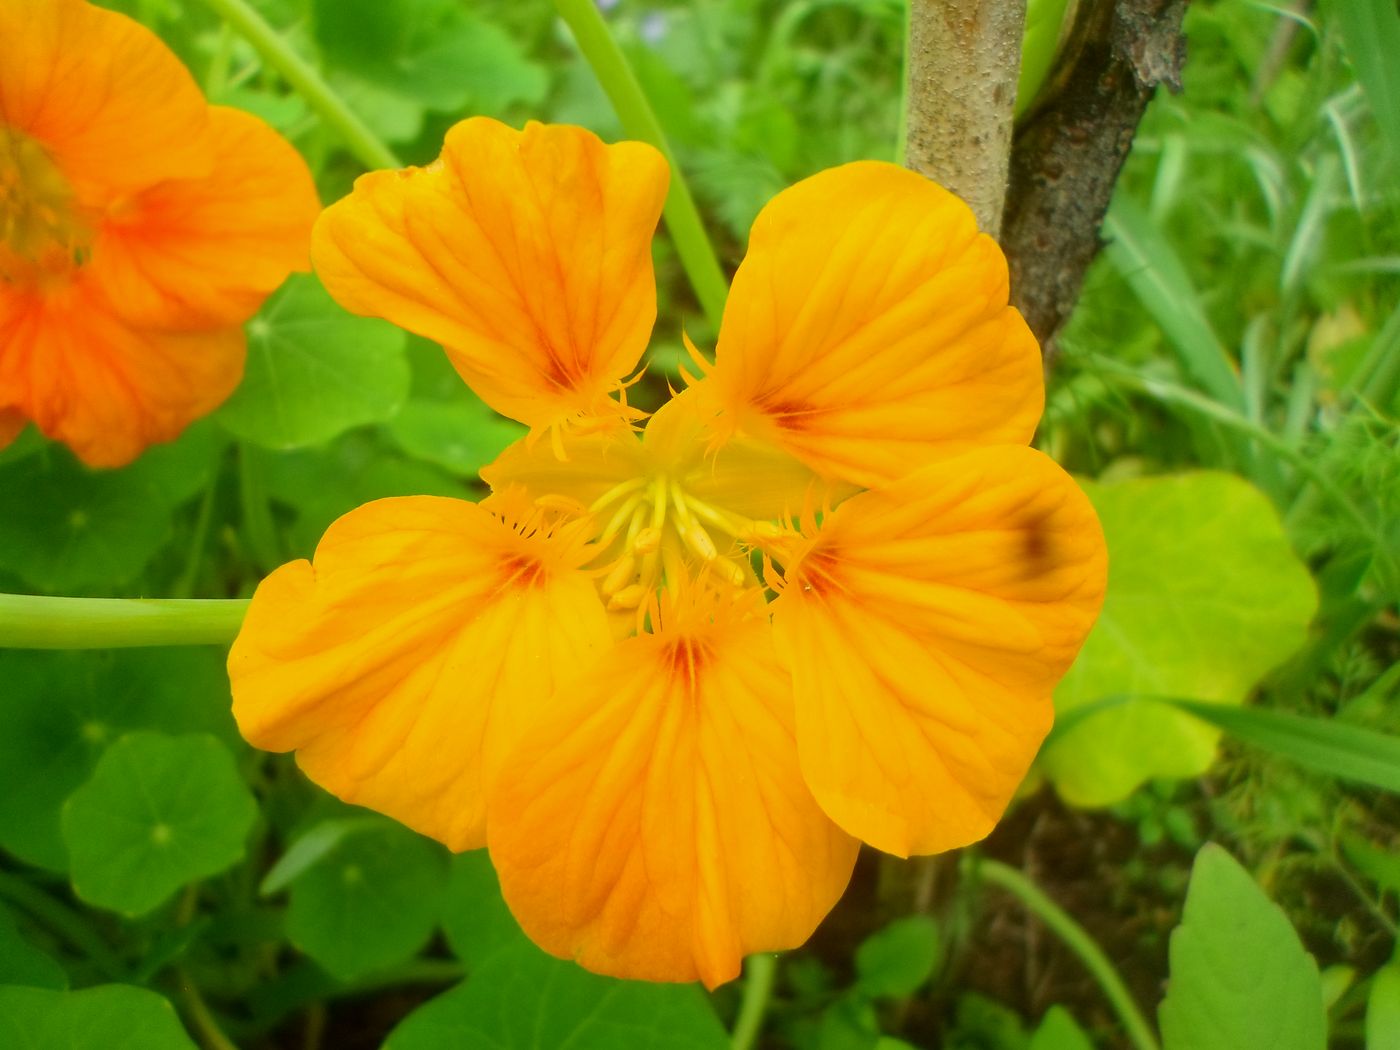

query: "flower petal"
xmin=770 ymin=446 xmax=1106 ymax=857
xmin=313 ymin=118 xmax=668 ymax=432
xmin=705 ymin=162 xmax=1042 ymax=488
xmin=0 ymin=0 xmax=211 ymax=192
xmin=90 ymin=106 xmax=318 ymax=329
xmin=0 ymin=278 xmax=244 ymax=467
xmin=228 ymin=496 xmax=611 ymax=851
xmin=488 ymin=594 xmax=858 ymax=988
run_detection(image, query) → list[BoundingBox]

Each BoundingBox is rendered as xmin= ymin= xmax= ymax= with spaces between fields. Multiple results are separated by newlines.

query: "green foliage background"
xmin=1 ymin=0 xmax=1397 ymax=1047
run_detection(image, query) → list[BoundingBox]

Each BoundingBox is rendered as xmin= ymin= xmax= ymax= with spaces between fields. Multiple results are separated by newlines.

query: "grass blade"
xmin=1102 ymin=196 xmax=1245 ymax=410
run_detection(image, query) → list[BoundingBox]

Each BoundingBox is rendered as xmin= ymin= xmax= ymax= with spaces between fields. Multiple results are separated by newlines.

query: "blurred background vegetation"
xmin=0 ymin=0 xmax=1397 ymax=1048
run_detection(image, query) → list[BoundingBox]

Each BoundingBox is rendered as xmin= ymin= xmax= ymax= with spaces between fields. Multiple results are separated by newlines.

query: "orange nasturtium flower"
xmin=0 ymin=0 xmax=318 ymax=467
xmin=228 ymin=118 xmax=1108 ymax=988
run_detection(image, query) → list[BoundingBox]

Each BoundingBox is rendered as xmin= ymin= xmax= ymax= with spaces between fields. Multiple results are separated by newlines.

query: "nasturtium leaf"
xmin=0 ymin=904 xmax=66 ymax=990
xmin=384 ymin=941 xmax=730 ymax=1050
xmin=853 ymin=916 xmax=942 ymax=999
xmin=313 ymin=0 xmax=545 ymax=115
xmin=217 ymin=274 xmax=409 ymax=449
xmin=1028 ymin=1007 xmax=1094 ymax=1050
xmin=1040 ymin=473 xmax=1317 ymax=806
xmin=0 ymin=650 xmax=239 ymax=871
xmin=256 ymin=437 xmax=463 ymax=559
xmin=0 ymin=984 xmax=196 ymax=1049
xmin=61 ymin=733 xmax=257 ymax=916
xmin=0 ymin=424 xmax=219 ymax=592
xmin=285 ymin=822 xmax=447 ymax=981
xmin=1159 ymin=844 xmax=1326 ymax=1050
xmin=1369 ymin=965 xmax=1400 ymax=1050
xmin=440 ymin=851 xmax=528 ymax=970
xmin=259 ymin=816 xmax=384 ymax=897
xmin=385 ymin=400 xmax=525 ymax=477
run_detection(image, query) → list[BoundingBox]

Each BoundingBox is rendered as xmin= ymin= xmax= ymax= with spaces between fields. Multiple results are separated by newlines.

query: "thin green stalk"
xmin=730 ymin=953 xmax=778 ymax=1050
xmin=238 ymin=444 xmax=281 ymax=574
xmin=192 ymin=0 xmax=400 ymax=171
xmin=173 ymin=479 xmax=220 ymax=600
xmin=0 ymin=871 xmax=123 ymax=978
xmin=0 ymin=594 xmax=248 ymax=649
xmin=177 ymin=969 xmax=240 ymax=1050
xmin=974 ymin=858 xmax=1161 ymax=1050
xmin=553 ymin=0 xmax=729 ymax=332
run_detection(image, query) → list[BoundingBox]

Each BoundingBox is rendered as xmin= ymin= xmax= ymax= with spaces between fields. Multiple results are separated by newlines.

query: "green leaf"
xmin=1368 ymin=965 xmax=1400 ymax=1050
xmin=440 ymin=851 xmax=529 ymax=970
xmin=385 ymin=399 xmax=524 ymax=477
xmin=217 ymin=274 xmax=409 ymax=449
xmin=1159 ymin=844 xmax=1326 ymax=1050
xmin=0 ymin=426 xmax=218 ymax=592
xmin=259 ymin=816 xmax=383 ymax=897
xmin=0 ymin=904 xmax=67 ymax=990
xmin=61 ymin=733 xmax=257 ymax=916
xmin=1335 ymin=0 xmax=1400 ymax=164
xmin=853 ymin=916 xmax=942 ymax=999
xmin=286 ymin=822 xmax=446 ymax=981
xmin=256 ymin=436 xmax=463 ymax=559
xmin=0 ymin=984 xmax=196 ymax=1049
xmin=0 ymin=649 xmax=239 ymax=871
xmin=313 ymin=0 xmax=546 ymax=115
xmin=384 ymin=941 xmax=729 ymax=1050
xmin=1028 ymin=1007 xmax=1093 ymax=1050
xmin=1040 ymin=473 xmax=1317 ymax=806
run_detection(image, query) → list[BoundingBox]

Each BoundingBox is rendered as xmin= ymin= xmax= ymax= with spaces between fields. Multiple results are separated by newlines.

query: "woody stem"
xmin=903 ymin=0 xmax=1028 ymax=237
xmin=553 ymin=0 xmax=730 ymax=332
xmin=0 ymin=595 xmax=248 ymax=649
xmin=194 ymin=0 xmax=401 ymax=171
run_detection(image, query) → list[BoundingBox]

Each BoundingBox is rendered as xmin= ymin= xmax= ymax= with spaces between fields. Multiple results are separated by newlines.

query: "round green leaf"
xmin=0 ymin=985 xmax=196 ymax=1049
xmin=286 ymin=822 xmax=446 ymax=980
xmin=385 ymin=399 xmax=524 ymax=476
xmin=1160 ymin=844 xmax=1325 ymax=1050
xmin=385 ymin=942 xmax=729 ymax=1050
xmin=0 ymin=425 xmax=218 ymax=592
xmin=440 ymin=851 xmax=529 ymax=970
xmin=61 ymin=733 xmax=257 ymax=916
xmin=1040 ymin=472 xmax=1317 ymax=806
xmin=854 ymin=916 xmax=942 ymax=999
xmin=217 ymin=274 xmax=409 ymax=449
xmin=0 ymin=650 xmax=239 ymax=871
xmin=1028 ymin=1007 xmax=1094 ymax=1050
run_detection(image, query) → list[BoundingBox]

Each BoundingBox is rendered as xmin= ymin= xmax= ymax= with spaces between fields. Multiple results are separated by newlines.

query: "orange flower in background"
xmin=228 ymin=117 xmax=1108 ymax=987
xmin=0 ymin=0 xmax=319 ymax=467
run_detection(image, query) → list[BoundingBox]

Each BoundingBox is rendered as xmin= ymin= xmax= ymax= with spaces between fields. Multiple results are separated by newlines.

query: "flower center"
xmin=588 ymin=474 xmax=759 ymax=611
xmin=0 ymin=125 xmax=91 ymax=283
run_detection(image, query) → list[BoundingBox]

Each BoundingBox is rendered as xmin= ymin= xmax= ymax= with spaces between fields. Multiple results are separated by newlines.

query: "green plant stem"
xmin=192 ymin=0 xmax=400 ymax=171
xmin=730 ymin=953 xmax=777 ymax=1050
xmin=238 ymin=444 xmax=281 ymax=573
xmin=174 ymin=479 xmax=220 ymax=600
xmin=553 ymin=0 xmax=729 ymax=332
xmin=0 ymin=594 xmax=248 ymax=649
xmin=177 ymin=968 xmax=241 ymax=1050
xmin=0 ymin=871 xmax=123 ymax=978
xmin=974 ymin=858 xmax=1161 ymax=1050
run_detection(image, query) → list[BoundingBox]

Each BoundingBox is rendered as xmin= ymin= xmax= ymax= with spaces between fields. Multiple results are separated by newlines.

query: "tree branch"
xmin=1001 ymin=0 xmax=1188 ymax=349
